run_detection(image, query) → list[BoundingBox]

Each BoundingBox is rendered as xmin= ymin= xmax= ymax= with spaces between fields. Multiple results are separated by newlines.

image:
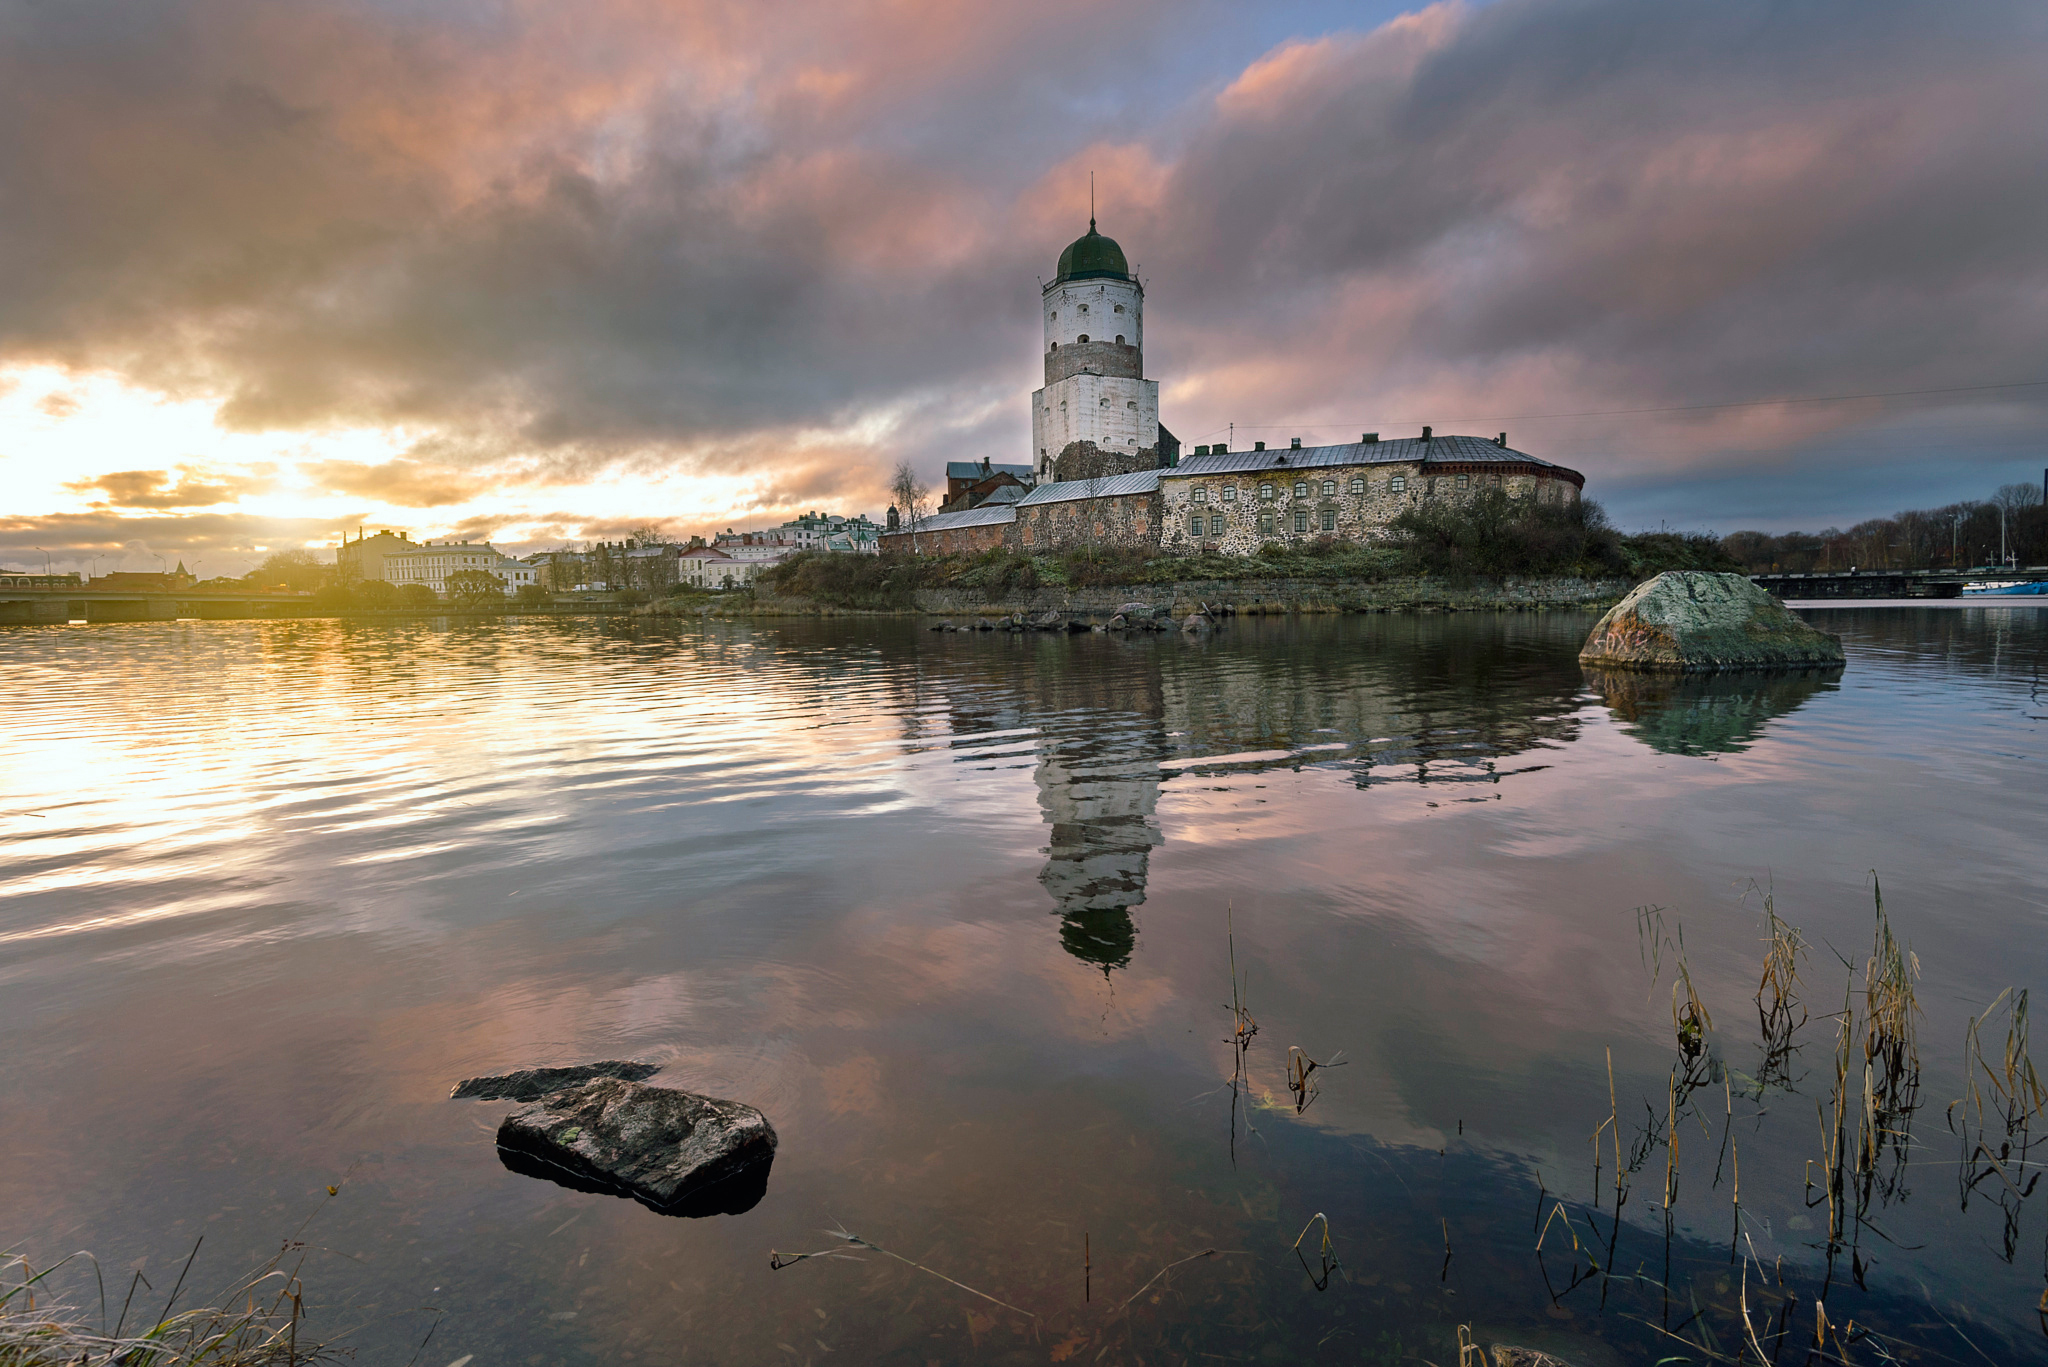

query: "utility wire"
xmin=1192 ymin=378 xmax=2048 ymax=441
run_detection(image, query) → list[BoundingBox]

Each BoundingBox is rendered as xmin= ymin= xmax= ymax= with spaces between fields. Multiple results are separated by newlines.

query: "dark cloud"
xmin=302 ymin=458 xmax=491 ymax=507
xmin=64 ymin=467 xmax=268 ymax=508
xmin=0 ymin=510 xmax=344 ymax=570
xmin=1 ymin=0 xmax=2043 ymax=532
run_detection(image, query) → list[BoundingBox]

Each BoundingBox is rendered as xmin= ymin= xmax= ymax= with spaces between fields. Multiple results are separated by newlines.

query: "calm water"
xmin=2 ymin=607 xmax=2045 ymax=1364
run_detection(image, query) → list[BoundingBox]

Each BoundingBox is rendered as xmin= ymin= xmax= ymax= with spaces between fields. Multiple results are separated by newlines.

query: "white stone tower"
xmin=1031 ymin=221 xmax=1163 ymax=481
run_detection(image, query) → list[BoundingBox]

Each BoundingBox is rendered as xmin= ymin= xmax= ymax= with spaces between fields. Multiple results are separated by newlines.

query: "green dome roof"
xmin=1054 ymin=221 xmax=1130 ymax=283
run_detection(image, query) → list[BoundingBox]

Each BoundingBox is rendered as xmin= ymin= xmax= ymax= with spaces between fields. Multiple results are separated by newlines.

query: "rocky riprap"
xmin=455 ymin=1066 xmax=777 ymax=1217
xmin=1579 ymin=571 xmax=1844 ymax=671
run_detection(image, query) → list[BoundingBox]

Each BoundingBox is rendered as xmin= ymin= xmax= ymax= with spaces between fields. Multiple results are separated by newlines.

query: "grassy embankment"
xmin=761 ymin=494 xmax=1733 ymax=610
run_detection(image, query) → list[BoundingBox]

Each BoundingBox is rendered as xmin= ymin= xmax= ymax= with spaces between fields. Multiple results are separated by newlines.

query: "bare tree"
xmin=890 ymin=460 xmax=929 ymax=553
xmin=1991 ymin=482 xmax=2044 ymax=514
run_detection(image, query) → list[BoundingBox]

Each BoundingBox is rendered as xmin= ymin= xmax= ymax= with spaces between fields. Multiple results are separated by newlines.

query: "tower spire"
xmin=1089 ymin=172 xmax=1095 ymax=232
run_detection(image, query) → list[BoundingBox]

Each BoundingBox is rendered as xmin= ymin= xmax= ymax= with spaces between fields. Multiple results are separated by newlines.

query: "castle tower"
xmin=1031 ymin=221 xmax=1163 ymax=482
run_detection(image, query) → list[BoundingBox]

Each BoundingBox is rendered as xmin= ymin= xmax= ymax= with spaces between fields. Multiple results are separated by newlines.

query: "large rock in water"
xmin=450 ymin=1060 xmax=660 ymax=1101
xmin=495 ymin=1078 xmax=776 ymax=1217
xmin=1579 ymin=571 xmax=1843 ymax=671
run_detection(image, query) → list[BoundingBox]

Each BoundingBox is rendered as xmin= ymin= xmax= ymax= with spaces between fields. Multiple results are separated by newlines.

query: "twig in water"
xmin=771 ymin=1225 xmax=1035 ymax=1319
xmin=1292 ymin=1213 xmax=1341 ymax=1291
xmin=1118 ymin=1249 xmax=1237 ymax=1313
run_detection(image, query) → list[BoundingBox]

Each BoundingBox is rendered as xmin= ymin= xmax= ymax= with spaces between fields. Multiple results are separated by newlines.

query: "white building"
xmin=1030 ymin=220 xmax=1165 ymax=482
xmin=383 ymin=541 xmax=536 ymax=597
xmin=679 ymin=545 xmax=790 ymax=589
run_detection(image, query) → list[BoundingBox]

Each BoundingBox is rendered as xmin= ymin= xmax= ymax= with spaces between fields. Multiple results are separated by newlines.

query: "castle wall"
xmin=1009 ymin=489 xmax=1161 ymax=553
xmin=878 ymin=518 xmax=1010 ymax=555
xmin=1158 ymin=461 xmax=1580 ymax=556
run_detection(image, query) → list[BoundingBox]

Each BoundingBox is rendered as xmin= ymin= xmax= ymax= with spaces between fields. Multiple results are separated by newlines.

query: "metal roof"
xmin=902 ymin=504 xmax=1018 ymax=533
xmin=1015 ymin=470 xmax=1163 ymax=506
xmin=981 ymin=484 xmax=1026 ymax=505
xmin=945 ymin=461 xmax=1036 ymax=480
xmin=1170 ymin=434 xmax=1577 ymax=479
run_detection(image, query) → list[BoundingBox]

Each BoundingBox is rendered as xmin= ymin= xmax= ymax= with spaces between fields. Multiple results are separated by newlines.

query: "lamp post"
xmin=35 ymin=545 xmax=50 ymax=575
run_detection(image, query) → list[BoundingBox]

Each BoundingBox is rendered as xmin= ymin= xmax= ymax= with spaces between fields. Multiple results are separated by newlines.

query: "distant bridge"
xmin=0 ymin=587 xmax=325 ymax=624
xmin=1752 ymin=568 xmax=2048 ymax=600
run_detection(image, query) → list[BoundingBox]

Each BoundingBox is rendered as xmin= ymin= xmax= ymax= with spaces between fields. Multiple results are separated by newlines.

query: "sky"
xmin=1 ymin=0 xmax=2045 ymax=573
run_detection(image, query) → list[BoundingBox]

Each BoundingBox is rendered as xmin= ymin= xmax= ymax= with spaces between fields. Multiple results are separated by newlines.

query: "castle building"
xmin=882 ymin=224 xmax=1583 ymax=556
xmin=1031 ymin=222 xmax=1178 ymax=482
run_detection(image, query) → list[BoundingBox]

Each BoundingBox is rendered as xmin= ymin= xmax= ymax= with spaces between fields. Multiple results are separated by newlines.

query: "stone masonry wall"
xmin=1009 ymin=490 xmax=1161 ymax=553
xmin=878 ymin=518 xmax=1009 ymax=555
xmin=1159 ymin=461 xmax=1579 ymax=557
xmin=902 ymin=575 xmax=1630 ymax=620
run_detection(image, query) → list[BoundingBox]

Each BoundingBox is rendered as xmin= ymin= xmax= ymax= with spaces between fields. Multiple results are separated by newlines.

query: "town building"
xmin=679 ymin=545 xmax=789 ymax=589
xmin=882 ymin=223 xmax=1584 ymax=557
xmin=91 ymin=564 xmax=196 ymax=591
xmin=335 ymin=530 xmax=419 ymax=583
xmin=943 ymin=460 xmax=1036 ymax=510
xmin=383 ymin=541 xmax=537 ymax=597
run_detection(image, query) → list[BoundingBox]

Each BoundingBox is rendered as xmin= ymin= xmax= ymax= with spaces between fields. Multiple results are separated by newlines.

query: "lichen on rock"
xmin=494 ymin=1078 xmax=777 ymax=1217
xmin=1579 ymin=571 xmax=1844 ymax=672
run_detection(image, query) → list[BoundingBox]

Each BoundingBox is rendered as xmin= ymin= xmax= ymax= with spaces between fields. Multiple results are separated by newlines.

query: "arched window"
xmin=1456 ymin=474 xmax=1469 ymax=489
xmin=1048 ymin=311 xmax=1056 ymax=320
xmin=1293 ymin=481 xmax=1309 ymax=498
xmin=1259 ymin=483 xmax=1275 ymax=500
xmin=1321 ymin=480 xmax=1337 ymax=496
xmin=1192 ymin=486 xmax=1207 ymax=503
xmin=1049 ymin=341 xmax=1057 ymax=351
xmin=1113 ymin=304 xmax=1125 ymax=313
xmin=1078 ymin=304 xmax=1089 ymax=314
xmin=1348 ymin=477 xmax=1365 ymax=494
xmin=1077 ymin=334 xmax=1089 ymax=343
xmin=1390 ymin=475 xmax=1407 ymax=492
xmin=1222 ymin=486 xmax=1238 ymax=502
xmin=1115 ymin=335 xmax=1125 ymax=345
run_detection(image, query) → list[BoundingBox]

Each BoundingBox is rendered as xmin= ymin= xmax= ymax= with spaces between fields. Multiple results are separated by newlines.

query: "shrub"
xmin=353 ymin=579 xmax=398 ymax=610
xmin=513 ymin=583 xmax=552 ymax=608
xmin=397 ymin=583 xmax=438 ymax=608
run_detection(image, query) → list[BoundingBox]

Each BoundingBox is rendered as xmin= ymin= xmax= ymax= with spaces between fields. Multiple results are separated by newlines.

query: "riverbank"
xmin=664 ymin=573 xmax=1634 ymax=620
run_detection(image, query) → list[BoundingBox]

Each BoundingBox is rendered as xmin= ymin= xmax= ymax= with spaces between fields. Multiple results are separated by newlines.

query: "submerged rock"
xmin=1181 ymin=612 xmax=1212 ymax=634
xmin=495 ymin=1078 xmax=776 ymax=1217
xmin=450 ymin=1060 xmax=661 ymax=1102
xmin=1579 ymin=571 xmax=1843 ymax=671
xmin=1031 ymin=611 xmax=1064 ymax=631
xmin=1488 ymin=1349 xmax=1578 ymax=1367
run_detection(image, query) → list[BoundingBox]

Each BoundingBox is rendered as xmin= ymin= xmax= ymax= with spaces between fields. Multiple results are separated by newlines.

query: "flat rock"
xmin=1115 ymin=602 xmax=1152 ymax=618
xmin=496 ymin=1078 xmax=776 ymax=1217
xmin=1579 ymin=571 xmax=1844 ymax=672
xmin=450 ymin=1060 xmax=661 ymax=1101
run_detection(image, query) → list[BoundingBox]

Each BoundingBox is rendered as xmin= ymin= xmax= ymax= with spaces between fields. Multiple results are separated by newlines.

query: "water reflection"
xmin=1585 ymin=666 xmax=1842 ymax=755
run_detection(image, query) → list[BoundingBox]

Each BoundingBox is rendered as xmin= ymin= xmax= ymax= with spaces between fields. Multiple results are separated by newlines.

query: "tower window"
xmin=1127 ymin=400 xmax=1137 ymax=409
xmin=1115 ymin=335 xmax=1125 ymax=345
xmin=1113 ymin=304 xmax=1125 ymax=313
xmin=1049 ymin=311 xmax=1055 ymax=320
xmin=1078 ymin=304 xmax=1089 ymax=314
xmin=1077 ymin=334 xmax=1089 ymax=343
